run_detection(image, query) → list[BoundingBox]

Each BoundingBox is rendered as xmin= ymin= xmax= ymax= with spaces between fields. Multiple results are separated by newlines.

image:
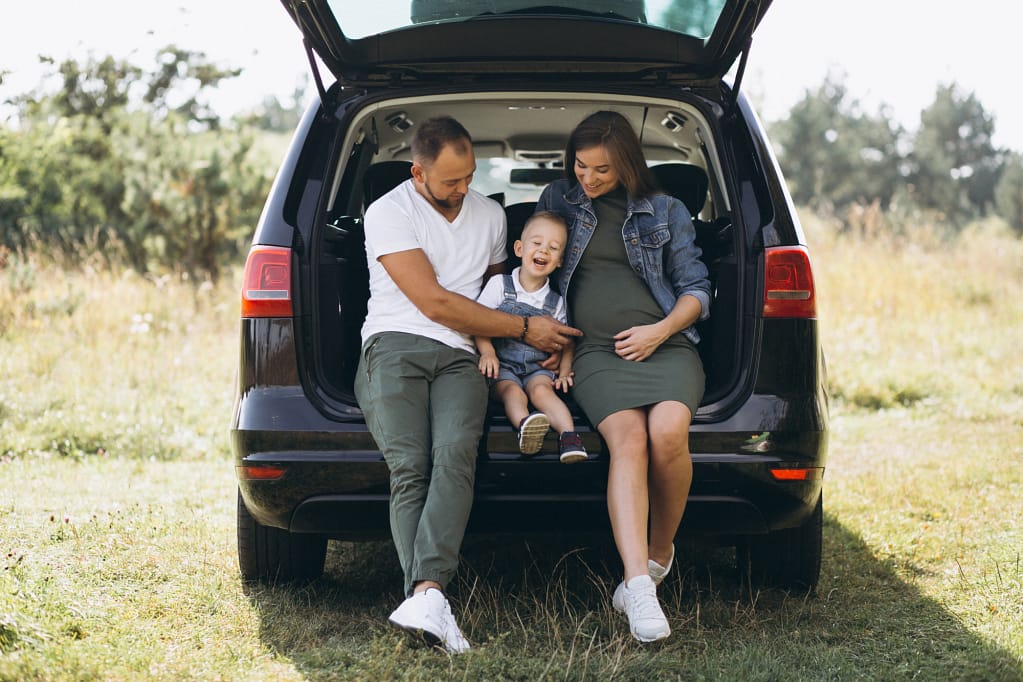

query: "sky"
xmin=1 ymin=0 xmax=1018 ymax=151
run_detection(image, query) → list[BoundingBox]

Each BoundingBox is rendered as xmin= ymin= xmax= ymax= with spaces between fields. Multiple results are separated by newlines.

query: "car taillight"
xmin=763 ymin=246 xmax=817 ymax=319
xmin=770 ymin=467 xmax=825 ymax=481
xmin=237 ymin=465 xmax=287 ymax=481
xmin=241 ymin=246 xmax=293 ymax=318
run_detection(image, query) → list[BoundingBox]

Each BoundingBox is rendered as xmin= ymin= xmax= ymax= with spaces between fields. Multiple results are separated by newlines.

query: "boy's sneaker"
xmin=648 ymin=544 xmax=675 ymax=585
xmin=612 ymin=574 xmax=671 ymax=642
xmin=558 ymin=431 xmax=588 ymax=463
xmin=517 ymin=412 xmax=549 ymax=455
xmin=388 ymin=588 xmax=471 ymax=654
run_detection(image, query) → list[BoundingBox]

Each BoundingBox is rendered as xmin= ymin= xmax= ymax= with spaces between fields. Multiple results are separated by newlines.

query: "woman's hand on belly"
xmin=612 ymin=321 xmax=671 ymax=362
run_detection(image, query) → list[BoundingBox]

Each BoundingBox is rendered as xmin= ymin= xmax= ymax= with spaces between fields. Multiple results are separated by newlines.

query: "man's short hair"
xmin=412 ymin=116 xmax=473 ymax=166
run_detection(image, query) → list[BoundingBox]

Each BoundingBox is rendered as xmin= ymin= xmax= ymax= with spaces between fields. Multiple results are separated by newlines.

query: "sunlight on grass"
xmin=807 ymin=215 xmax=1023 ymax=420
xmin=0 ymin=257 xmax=238 ymax=461
xmin=1 ymin=215 xmax=1022 ymax=679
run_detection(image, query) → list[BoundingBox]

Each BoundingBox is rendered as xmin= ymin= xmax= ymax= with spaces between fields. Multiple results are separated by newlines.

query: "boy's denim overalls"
xmin=492 ymin=274 xmax=562 ymax=380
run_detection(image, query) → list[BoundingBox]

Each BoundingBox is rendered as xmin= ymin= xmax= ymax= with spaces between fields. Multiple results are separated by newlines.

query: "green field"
xmin=1 ymin=215 xmax=1021 ymax=680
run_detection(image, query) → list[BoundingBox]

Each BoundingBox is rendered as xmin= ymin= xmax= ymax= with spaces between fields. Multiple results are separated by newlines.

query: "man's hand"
xmin=524 ymin=315 xmax=582 ymax=354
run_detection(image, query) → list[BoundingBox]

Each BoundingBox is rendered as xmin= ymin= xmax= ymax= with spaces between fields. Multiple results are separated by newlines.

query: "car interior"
xmin=311 ymin=93 xmax=742 ymax=420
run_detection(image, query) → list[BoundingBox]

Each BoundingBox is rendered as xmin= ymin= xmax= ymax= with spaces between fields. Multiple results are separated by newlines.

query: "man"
xmin=354 ymin=116 xmax=580 ymax=653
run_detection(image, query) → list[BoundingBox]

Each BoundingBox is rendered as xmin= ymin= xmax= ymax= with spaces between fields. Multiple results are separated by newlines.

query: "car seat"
xmin=363 ymin=160 xmax=413 ymax=208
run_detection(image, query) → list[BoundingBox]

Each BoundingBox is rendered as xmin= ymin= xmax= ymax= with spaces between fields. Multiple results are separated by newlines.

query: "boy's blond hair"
xmin=521 ymin=211 xmax=568 ymax=241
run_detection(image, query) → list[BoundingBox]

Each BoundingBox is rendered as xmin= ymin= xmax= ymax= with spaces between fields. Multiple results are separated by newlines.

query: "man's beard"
xmin=426 ymin=185 xmax=465 ymax=210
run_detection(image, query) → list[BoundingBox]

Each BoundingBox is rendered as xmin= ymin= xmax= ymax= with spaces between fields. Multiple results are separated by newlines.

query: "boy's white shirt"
xmin=476 ymin=266 xmax=567 ymax=324
xmin=361 ymin=180 xmax=507 ymax=353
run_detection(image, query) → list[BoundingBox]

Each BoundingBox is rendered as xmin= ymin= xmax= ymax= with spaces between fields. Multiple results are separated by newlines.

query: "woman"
xmin=535 ymin=111 xmax=710 ymax=642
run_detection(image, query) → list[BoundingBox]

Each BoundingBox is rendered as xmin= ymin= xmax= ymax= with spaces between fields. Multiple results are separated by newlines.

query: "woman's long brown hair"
xmin=563 ymin=110 xmax=659 ymax=199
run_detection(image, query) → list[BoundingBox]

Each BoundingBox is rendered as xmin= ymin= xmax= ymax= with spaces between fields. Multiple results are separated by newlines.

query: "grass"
xmin=1 ymin=215 xmax=1022 ymax=680
xmin=0 ymin=253 xmax=235 ymax=462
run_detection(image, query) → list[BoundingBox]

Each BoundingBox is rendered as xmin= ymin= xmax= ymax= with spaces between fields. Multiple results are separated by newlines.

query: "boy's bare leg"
xmin=493 ymin=380 xmax=530 ymax=426
xmin=525 ymin=377 xmax=575 ymax=434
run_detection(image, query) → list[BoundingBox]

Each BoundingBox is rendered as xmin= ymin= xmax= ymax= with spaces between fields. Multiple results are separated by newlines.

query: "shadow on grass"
xmin=244 ymin=514 xmax=1022 ymax=680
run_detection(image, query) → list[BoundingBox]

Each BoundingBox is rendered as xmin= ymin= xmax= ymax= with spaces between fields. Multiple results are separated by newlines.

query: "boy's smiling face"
xmin=515 ymin=216 xmax=566 ymax=280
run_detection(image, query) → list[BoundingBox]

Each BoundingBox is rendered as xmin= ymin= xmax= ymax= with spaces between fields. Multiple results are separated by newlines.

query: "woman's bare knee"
xmin=598 ymin=410 xmax=649 ymax=455
xmin=648 ymin=402 xmax=692 ymax=459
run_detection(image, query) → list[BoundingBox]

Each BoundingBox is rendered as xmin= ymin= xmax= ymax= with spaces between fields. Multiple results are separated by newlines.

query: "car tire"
xmin=739 ymin=493 xmax=822 ymax=593
xmin=237 ymin=489 xmax=328 ymax=584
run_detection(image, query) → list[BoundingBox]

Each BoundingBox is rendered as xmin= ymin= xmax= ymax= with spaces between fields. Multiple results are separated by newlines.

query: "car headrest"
xmin=502 ymin=201 xmax=537 ymax=269
xmin=363 ymin=161 xmax=413 ymax=206
xmin=650 ymin=163 xmax=709 ymax=216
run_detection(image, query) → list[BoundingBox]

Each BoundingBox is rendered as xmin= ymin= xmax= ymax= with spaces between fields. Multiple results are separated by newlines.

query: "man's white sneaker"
xmin=648 ymin=544 xmax=675 ymax=585
xmin=388 ymin=590 xmax=444 ymax=646
xmin=388 ymin=588 xmax=471 ymax=654
xmin=612 ymin=575 xmax=671 ymax=642
xmin=438 ymin=599 xmax=471 ymax=654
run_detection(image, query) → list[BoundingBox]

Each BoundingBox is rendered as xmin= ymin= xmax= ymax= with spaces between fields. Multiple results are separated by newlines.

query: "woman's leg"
xmin=598 ymin=408 xmax=651 ymax=581
xmin=646 ymin=401 xmax=693 ymax=567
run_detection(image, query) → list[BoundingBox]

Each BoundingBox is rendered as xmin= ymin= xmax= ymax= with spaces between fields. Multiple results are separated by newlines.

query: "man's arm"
xmin=378 ymin=249 xmax=581 ymax=352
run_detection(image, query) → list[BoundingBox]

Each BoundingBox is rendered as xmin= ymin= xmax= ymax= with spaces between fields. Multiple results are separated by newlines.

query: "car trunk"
xmin=305 ymin=90 xmax=748 ymax=426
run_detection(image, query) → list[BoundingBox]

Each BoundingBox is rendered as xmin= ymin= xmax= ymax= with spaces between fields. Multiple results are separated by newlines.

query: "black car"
xmin=232 ymin=0 xmax=828 ymax=591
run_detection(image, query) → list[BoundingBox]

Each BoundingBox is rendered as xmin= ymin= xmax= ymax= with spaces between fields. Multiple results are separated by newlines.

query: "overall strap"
xmin=500 ymin=274 xmax=517 ymax=304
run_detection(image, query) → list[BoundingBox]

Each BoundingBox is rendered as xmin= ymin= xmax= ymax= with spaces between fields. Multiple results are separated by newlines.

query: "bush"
xmin=995 ymin=153 xmax=1023 ymax=236
xmin=0 ymin=50 xmax=276 ymax=280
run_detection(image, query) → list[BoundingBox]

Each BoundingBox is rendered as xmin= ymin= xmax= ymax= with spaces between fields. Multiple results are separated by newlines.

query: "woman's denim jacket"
xmin=536 ymin=179 xmax=711 ymax=344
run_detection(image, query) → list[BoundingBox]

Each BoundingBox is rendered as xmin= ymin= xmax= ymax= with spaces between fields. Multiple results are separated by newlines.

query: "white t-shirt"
xmin=361 ymin=180 xmax=508 ymax=352
xmin=477 ymin=267 xmax=567 ymax=323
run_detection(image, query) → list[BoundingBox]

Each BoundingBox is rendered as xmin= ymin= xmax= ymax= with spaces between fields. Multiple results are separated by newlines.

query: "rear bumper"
xmin=234 ymin=434 xmax=826 ymax=541
xmin=286 ymin=490 xmax=800 ymax=540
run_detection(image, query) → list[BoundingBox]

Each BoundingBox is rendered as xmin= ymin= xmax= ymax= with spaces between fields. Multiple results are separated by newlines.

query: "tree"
xmin=142 ymin=46 xmax=241 ymax=130
xmin=909 ymin=83 xmax=1001 ymax=227
xmin=236 ymin=78 xmax=309 ymax=132
xmin=995 ymin=153 xmax=1023 ymax=235
xmin=0 ymin=120 xmax=70 ymax=251
xmin=1 ymin=49 xmax=273 ymax=279
xmin=118 ymin=112 xmax=270 ymax=281
xmin=53 ymin=56 xmax=136 ymax=122
xmin=769 ymin=71 xmax=904 ymax=216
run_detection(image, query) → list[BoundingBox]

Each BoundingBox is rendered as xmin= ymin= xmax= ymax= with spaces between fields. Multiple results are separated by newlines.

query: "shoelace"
xmin=441 ymin=601 xmax=469 ymax=648
xmin=626 ymin=583 xmax=665 ymax=622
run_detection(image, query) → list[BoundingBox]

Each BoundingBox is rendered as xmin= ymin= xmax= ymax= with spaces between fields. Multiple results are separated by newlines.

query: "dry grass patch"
xmin=1 ymin=214 xmax=1022 ymax=679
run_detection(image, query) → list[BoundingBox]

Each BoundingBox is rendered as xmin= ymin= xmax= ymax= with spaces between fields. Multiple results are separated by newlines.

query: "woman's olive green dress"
xmin=567 ymin=187 xmax=705 ymax=427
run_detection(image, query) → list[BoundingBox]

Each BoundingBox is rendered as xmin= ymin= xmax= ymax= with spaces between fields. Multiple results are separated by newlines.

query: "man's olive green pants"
xmin=354 ymin=332 xmax=488 ymax=597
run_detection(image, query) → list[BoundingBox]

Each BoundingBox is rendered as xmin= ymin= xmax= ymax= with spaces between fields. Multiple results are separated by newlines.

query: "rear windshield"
xmin=334 ymin=0 xmax=727 ymax=40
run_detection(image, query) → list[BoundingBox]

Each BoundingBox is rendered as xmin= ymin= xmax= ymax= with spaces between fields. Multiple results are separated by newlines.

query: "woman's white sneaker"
xmin=612 ymin=574 xmax=671 ymax=642
xmin=648 ymin=543 xmax=675 ymax=585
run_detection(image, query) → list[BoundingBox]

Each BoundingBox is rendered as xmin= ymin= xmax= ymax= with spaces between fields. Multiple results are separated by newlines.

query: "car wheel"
xmin=738 ymin=493 xmax=822 ymax=593
xmin=236 ymin=489 xmax=328 ymax=584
